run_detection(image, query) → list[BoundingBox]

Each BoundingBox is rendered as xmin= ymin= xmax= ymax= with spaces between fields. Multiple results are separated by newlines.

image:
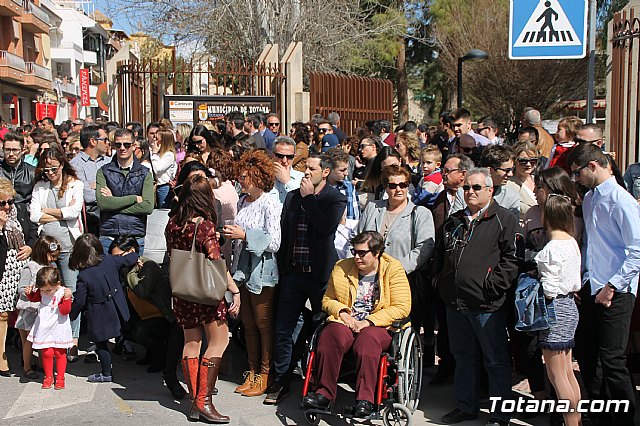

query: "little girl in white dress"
xmin=26 ymin=267 xmax=73 ymax=390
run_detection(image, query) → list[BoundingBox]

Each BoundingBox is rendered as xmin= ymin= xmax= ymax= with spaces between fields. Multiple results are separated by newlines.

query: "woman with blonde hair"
xmin=395 ymin=131 xmax=421 ymax=180
xmin=509 ymin=140 xmax=540 ymax=222
xmin=152 ymin=129 xmax=178 ymax=208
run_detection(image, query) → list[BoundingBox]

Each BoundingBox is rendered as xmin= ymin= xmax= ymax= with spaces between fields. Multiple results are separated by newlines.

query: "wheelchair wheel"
xmin=383 ymin=403 xmax=412 ymax=426
xmin=304 ymin=411 xmax=321 ymax=425
xmin=397 ymin=328 xmax=423 ymax=412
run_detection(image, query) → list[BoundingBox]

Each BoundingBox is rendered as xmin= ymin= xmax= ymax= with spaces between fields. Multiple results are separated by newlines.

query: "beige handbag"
xmin=169 ymin=218 xmax=228 ymax=305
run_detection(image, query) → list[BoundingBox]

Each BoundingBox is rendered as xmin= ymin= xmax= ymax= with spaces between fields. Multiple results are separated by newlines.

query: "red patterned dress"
xmin=165 ymin=217 xmax=228 ymax=329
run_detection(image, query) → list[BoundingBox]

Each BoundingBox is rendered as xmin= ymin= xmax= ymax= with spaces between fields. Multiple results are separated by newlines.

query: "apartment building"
xmin=0 ymin=0 xmax=53 ymax=125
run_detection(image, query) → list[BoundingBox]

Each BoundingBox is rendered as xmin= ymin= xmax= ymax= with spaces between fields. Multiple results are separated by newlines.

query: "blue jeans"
xmin=156 ymin=184 xmax=171 ymax=209
xmin=272 ymin=271 xmax=326 ymax=385
xmin=446 ymin=306 xmax=512 ymax=422
xmin=99 ymin=236 xmax=145 ymax=256
xmin=58 ymin=252 xmax=80 ymax=339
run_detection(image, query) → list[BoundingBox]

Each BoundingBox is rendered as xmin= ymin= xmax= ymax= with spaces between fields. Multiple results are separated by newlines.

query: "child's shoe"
xmin=54 ymin=377 xmax=65 ymax=390
xmin=87 ymin=373 xmax=112 ymax=382
xmin=42 ymin=376 xmax=53 ymax=389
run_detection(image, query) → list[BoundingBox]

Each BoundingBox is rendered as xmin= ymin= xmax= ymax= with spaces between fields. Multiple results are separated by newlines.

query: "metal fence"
xmin=115 ymin=55 xmax=286 ymax=128
xmin=309 ymin=72 xmax=394 ymax=136
xmin=608 ymin=7 xmax=640 ymax=171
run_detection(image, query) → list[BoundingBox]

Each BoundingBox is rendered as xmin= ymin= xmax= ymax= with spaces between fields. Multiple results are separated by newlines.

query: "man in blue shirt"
xmin=568 ymin=143 xmax=640 ymax=426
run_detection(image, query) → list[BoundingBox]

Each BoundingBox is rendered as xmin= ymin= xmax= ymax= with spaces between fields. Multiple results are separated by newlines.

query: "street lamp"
xmin=457 ymin=49 xmax=489 ymax=108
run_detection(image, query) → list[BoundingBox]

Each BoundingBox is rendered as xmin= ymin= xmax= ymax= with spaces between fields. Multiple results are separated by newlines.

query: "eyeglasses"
xmin=274 ymin=152 xmax=295 ymax=160
xmin=476 ymin=126 xmax=489 ymax=132
xmin=268 ymin=122 xmax=280 ymax=127
xmin=574 ymin=137 xmax=602 ymax=144
xmin=0 ymin=198 xmax=15 ymax=207
xmin=114 ymin=142 xmax=133 ymax=149
xmin=493 ymin=166 xmax=515 ymax=174
xmin=72 ymin=122 xmax=83 ymax=126
xmin=43 ymin=167 xmax=60 ymax=174
xmin=442 ymin=167 xmax=460 ymax=174
xmin=571 ymin=164 xmax=588 ymax=178
xmin=463 ymin=184 xmax=489 ymax=192
xmin=3 ymin=148 xmax=21 ymax=153
xmin=94 ymin=137 xmax=108 ymax=142
xmin=387 ymin=182 xmax=409 ymax=190
xmin=350 ymin=248 xmax=371 ymax=258
xmin=317 ymin=128 xmax=331 ymax=134
xmin=517 ymin=158 xmax=539 ymax=166
xmin=359 ymin=143 xmax=374 ymax=150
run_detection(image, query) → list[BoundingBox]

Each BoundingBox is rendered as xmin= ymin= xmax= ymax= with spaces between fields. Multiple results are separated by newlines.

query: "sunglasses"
xmin=571 ymin=164 xmax=588 ymax=178
xmin=0 ymin=198 xmax=15 ymax=207
xmin=274 ymin=152 xmax=295 ymax=160
xmin=43 ymin=167 xmax=60 ymax=174
xmin=517 ymin=158 xmax=539 ymax=166
xmin=463 ymin=184 xmax=489 ymax=192
xmin=476 ymin=126 xmax=489 ymax=132
xmin=387 ymin=182 xmax=409 ymax=189
xmin=350 ymin=248 xmax=371 ymax=258
xmin=442 ymin=167 xmax=460 ymax=174
xmin=268 ymin=122 xmax=280 ymax=127
xmin=317 ymin=128 xmax=331 ymax=134
xmin=494 ymin=166 xmax=515 ymax=173
xmin=94 ymin=137 xmax=108 ymax=142
xmin=114 ymin=142 xmax=133 ymax=149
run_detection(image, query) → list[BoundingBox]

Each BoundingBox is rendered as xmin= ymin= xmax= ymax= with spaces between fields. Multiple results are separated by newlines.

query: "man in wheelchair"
xmin=302 ymin=231 xmax=411 ymax=418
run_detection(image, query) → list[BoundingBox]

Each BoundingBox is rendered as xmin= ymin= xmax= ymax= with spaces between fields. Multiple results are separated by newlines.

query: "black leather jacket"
xmin=0 ymin=159 xmax=36 ymax=205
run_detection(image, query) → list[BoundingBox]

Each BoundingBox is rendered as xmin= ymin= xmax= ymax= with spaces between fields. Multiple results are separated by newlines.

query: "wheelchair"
xmin=301 ymin=314 xmax=423 ymax=426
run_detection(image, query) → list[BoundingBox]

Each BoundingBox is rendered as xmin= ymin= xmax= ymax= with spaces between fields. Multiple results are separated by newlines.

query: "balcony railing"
xmin=25 ymin=62 xmax=52 ymax=80
xmin=0 ymin=50 xmax=26 ymax=71
xmin=54 ymin=80 xmax=77 ymax=95
xmin=58 ymin=41 xmax=83 ymax=53
xmin=23 ymin=0 xmax=51 ymax=25
xmin=11 ymin=0 xmax=22 ymax=6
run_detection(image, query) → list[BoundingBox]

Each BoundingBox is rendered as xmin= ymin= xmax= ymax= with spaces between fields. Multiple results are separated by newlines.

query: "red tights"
xmin=41 ymin=347 xmax=67 ymax=379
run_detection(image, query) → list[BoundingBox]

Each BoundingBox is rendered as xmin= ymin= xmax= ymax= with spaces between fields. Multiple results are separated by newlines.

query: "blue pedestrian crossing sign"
xmin=509 ymin=0 xmax=588 ymax=59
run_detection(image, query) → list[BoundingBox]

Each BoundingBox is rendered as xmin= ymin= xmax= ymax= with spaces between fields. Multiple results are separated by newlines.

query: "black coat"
xmin=438 ymin=201 xmax=521 ymax=311
xmin=278 ymin=183 xmax=347 ymax=283
xmin=71 ymin=253 xmax=138 ymax=342
xmin=0 ymin=160 xmax=35 ymax=206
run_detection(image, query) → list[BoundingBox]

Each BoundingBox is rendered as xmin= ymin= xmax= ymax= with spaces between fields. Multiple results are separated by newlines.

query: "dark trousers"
xmin=574 ymin=283 xmax=603 ymax=399
xmin=95 ymin=341 xmax=112 ymax=376
xmin=163 ymin=322 xmax=184 ymax=378
xmin=576 ymin=289 xmax=636 ymax=425
xmin=315 ymin=322 xmax=392 ymax=403
xmin=447 ymin=306 xmax=512 ymax=423
xmin=272 ymin=271 xmax=326 ymax=385
xmin=434 ymin=293 xmax=454 ymax=370
xmin=130 ymin=317 xmax=172 ymax=363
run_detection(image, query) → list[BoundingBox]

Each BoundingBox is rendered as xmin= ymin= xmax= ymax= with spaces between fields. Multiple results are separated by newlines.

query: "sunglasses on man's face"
xmin=274 ymin=152 xmax=295 ymax=160
xmin=317 ymin=128 xmax=331 ymax=134
xmin=0 ymin=198 xmax=15 ymax=207
xmin=387 ymin=182 xmax=409 ymax=190
xmin=350 ymin=248 xmax=371 ymax=258
xmin=463 ymin=184 xmax=488 ymax=192
xmin=268 ymin=122 xmax=280 ymax=127
xmin=114 ymin=142 xmax=133 ymax=149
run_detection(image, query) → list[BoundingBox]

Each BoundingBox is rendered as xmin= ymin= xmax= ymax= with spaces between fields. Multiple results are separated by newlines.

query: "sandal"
xmin=23 ymin=369 xmax=39 ymax=380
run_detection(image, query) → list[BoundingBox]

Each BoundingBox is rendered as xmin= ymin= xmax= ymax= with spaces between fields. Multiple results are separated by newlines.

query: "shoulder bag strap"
xmin=190 ymin=218 xmax=202 ymax=257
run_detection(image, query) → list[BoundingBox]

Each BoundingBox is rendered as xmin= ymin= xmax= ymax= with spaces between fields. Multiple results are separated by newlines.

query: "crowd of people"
xmin=0 ymin=108 xmax=639 ymax=426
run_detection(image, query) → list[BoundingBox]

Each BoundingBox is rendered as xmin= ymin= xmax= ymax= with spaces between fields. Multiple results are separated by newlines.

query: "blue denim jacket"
xmin=232 ymin=229 xmax=278 ymax=294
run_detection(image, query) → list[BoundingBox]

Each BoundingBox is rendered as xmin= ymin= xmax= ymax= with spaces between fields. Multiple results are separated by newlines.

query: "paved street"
xmin=0 ymin=334 xmax=555 ymax=426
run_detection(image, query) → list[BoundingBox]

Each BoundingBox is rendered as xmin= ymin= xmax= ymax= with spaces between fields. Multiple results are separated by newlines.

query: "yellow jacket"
xmin=322 ymin=253 xmax=411 ymax=329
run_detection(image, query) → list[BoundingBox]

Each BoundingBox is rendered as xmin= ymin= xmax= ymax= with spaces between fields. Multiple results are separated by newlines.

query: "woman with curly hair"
xmin=223 ymin=150 xmax=282 ymax=397
xmin=290 ymin=121 xmax=310 ymax=173
xmin=30 ymin=144 xmax=84 ymax=360
xmin=395 ymin=131 xmax=421 ymax=181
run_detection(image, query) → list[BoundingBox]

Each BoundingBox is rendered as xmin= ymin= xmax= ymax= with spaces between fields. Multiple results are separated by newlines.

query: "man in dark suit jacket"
xmin=266 ymin=154 xmax=347 ymax=404
xmin=425 ymin=153 xmax=472 ymax=385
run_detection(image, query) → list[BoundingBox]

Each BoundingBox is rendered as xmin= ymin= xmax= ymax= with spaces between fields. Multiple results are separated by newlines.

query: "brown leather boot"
xmin=234 ymin=371 xmax=254 ymax=394
xmin=181 ymin=357 xmax=199 ymax=418
xmin=242 ymin=373 xmax=268 ymax=397
xmin=191 ymin=357 xmax=230 ymax=423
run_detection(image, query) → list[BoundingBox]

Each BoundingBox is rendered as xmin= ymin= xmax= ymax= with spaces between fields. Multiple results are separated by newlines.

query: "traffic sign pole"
xmin=586 ymin=0 xmax=596 ymax=123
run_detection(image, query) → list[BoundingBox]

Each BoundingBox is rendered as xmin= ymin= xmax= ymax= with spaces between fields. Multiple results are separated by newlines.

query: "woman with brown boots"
xmin=224 ymin=150 xmax=281 ymax=397
xmin=166 ymin=175 xmax=241 ymax=423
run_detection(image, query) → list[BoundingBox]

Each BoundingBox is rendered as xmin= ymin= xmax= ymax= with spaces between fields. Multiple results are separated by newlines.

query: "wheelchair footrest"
xmin=301 ymin=406 xmax=332 ymax=415
xmin=342 ymin=406 xmax=382 ymax=420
